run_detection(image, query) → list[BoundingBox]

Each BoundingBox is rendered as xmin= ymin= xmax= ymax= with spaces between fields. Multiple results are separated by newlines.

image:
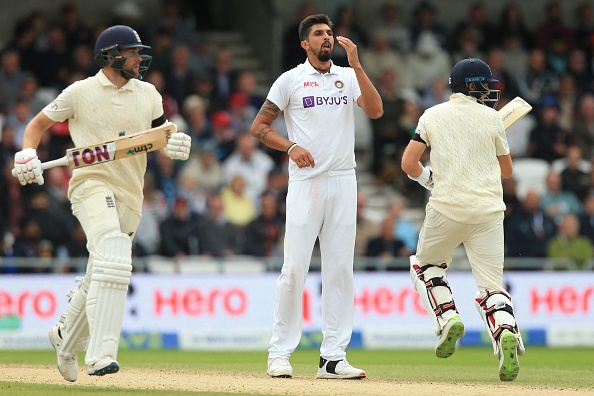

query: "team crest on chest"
xmin=334 ymin=80 xmax=344 ymax=89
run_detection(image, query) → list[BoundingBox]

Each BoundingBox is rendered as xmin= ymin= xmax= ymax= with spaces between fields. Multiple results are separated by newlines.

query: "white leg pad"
xmin=410 ymin=255 xmax=458 ymax=336
xmin=85 ymin=233 xmax=132 ymax=365
xmin=474 ymin=290 xmax=526 ymax=358
xmin=59 ymin=275 xmax=91 ymax=356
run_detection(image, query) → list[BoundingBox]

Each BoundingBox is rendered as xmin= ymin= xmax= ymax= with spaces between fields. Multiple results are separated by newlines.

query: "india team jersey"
xmin=267 ymin=60 xmax=361 ymax=180
xmin=43 ymin=70 xmax=163 ymax=211
xmin=416 ymin=93 xmax=510 ymax=224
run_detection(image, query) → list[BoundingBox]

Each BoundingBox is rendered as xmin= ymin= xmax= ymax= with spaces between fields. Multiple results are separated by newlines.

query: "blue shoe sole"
xmin=88 ymin=362 xmax=119 ymax=376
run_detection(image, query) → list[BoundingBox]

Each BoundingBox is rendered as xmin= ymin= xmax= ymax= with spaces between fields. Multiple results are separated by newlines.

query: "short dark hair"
xmin=298 ymin=14 xmax=333 ymax=41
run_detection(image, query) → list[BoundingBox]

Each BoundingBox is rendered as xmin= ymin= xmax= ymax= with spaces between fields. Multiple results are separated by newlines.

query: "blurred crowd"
xmin=2 ymin=0 xmax=594 ymax=272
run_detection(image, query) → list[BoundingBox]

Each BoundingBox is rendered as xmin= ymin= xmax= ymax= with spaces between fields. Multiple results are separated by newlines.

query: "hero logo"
xmin=302 ymin=95 xmax=348 ymax=108
xmin=69 ymin=141 xmax=116 ymax=167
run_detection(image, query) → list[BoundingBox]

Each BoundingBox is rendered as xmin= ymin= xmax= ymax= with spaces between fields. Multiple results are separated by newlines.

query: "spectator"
xmin=547 ymin=213 xmax=593 ymax=268
xmin=540 ymin=171 xmax=583 ymax=224
xmin=557 ymin=144 xmax=591 ymax=201
xmin=180 ymin=94 xmax=211 ymax=145
xmin=235 ymin=69 xmax=265 ymax=110
xmin=228 ymin=92 xmax=258 ymax=137
xmin=365 ymin=215 xmax=409 ymax=260
xmin=500 ymin=34 xmax=529 ymax=77
xmin=387 ymin=195 xmax=419 ymax=253
xmin=150 ymin=151 xmax=178 ymax=209
xmin=403 ymin=31 xmax=451 ymax=95
xmin=361 ymin=29 xmax=405 ymax=86
xmin=420 ymin=77 xmax=450 ymax=111
xmin=145 ymin=69 xmax=179 ymax=121
xmin=135 ymin=171 xmax=168 ymax=256
xmin=575 ymin=1 xmax=594 ymax=50
xmin=566 ymin=48 xmax=594 ymax=98
xmin=516 ymin=48 xmax=560 ymax=106
xmin=207 ymin=110 xmax=235 ymax=162
xmin=0 ymin=49 xmax=30 ymax=114
xmin=196 ymin=193 xmax=243 ymax=257
xmin=243 ymin=192 xmax=283 ymax=257
xmin=571 ymin=94 xmax=594 ymax=158
xmin=164 ymin=43 xmax=196 ymax=110
xmin=578 ymin=191 xmax=594 ymax=242
xmin=222 ymin=133 xmax=275 ymax=204
xmin=221 ymin=174 xmax=256 ymax=228
xmin=12 ymin=217 xmax=52 ymax=272
xmin=486 ymin=47 xmax=520 ymax=100
xmin=281 ymin=2 xmax=316 ymax=70
xmin=208 ymin=47 xmax=238 ymax=111
xmin=38 ymin=24 xmax=70 ymax=90
xmin=533 ymin=1 xmax=575 ymax=50
xmin=25 ymin=190 xmax=73 ymax=255
xmin=496 ymin=3 xmax=533 ymax=50
xmin=60 ymin=220 xmax=88 ymax=263
xmin=189 ymin=35 xmax=214 ymax=79
xmin=527 ymin=95 xmax=566 ymax=163
xmin=331 ymin=5 xmax=368 ymax=67
xmin=354 ymin=192 xmax=379 ymax=257
xmin=150 ymin=0 xmax=195 ymax=45
xmin=556 ymin=75 xmax=578 ymax=133
xmin=18 ymin=75 xmax=51 ymax=115
xmin=452 ymin=2 xmax=497 ymax=53
xmin=372 ymin=2 xmax=411 ymax=54
xmin=147 ymin=27 xmax=173 ymax=73
xmin=158 ymin=196 xmax=201 ymax=257
xmin=177 ymin=141 xmax=224 ymax=194
xmin=409 ymin=1 xmax=450 ymax=52
xmin=505 ymin=189 xmax=557 ymax=257
xmin=7 ymin=97 xmax=34 ymax=148
xmin=59 ymin=2 xmax=92 ymax=49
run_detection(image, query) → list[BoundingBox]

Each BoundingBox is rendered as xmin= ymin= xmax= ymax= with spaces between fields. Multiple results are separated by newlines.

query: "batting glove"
xmin=165 ymin=132 xmax=192 ymax=160
xmin=408 ymin=166 xmax=433 ymax=190
xmin=13 ymin=148 xmax=44 ymax=186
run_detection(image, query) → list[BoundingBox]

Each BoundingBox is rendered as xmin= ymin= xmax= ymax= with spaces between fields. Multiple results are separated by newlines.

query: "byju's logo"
xmin=303 ymin=96 xmax=315 ymax=108
xmin=302 ymin=96 xmax=348 ymax=108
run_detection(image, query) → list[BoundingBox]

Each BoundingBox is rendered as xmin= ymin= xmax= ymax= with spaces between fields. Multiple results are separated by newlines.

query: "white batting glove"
xmin=165 ymin=132 xmax=192 ymax=160
xmin=13 ymin=148 xmax=44 ymax=186
xmin=408 ymin=166 xmax=433 ymax=190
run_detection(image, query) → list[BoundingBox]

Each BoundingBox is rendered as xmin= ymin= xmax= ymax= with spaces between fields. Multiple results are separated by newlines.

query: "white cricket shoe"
xmin=435 ymin=316 xmax=465 ymax=358
xmin=498 ymin=330 xmax=520 ymax=381
xmin=48 ymin=323 xmax=79 ymax=382
xmin=267 ymin=357 xmax=293 ymax=378
xmin=88 ymin=356 xmax=120 ymax=376
xmin=317 ymin=357 xmax=366 ymax=379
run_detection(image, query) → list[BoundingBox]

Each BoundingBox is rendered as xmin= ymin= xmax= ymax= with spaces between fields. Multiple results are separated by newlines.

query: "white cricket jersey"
xmin=43 ymin=69 xmax=164 ymax=211
xmin=416 ymin=93 xmax=510 ymax=224
xmin=267 ymin=59 xmax=361 ymax=180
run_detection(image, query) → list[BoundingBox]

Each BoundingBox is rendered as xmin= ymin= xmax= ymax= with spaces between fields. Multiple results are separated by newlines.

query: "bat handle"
xmin=11 ymin=156 xmax=70 ymax=177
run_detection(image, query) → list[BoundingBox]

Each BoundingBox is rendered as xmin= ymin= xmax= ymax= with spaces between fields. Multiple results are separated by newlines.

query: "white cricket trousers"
xmin=71 ymin=179 xmax=141 ymax=259
xmin=269 ymin=170 xmax=357 ymax=361
xmin=416 ymin=204 xmax=506 ymax=292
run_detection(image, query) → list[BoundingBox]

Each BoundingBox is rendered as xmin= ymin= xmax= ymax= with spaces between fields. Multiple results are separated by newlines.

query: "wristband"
xmin=286 ymin=143 xmax=298 ymax=155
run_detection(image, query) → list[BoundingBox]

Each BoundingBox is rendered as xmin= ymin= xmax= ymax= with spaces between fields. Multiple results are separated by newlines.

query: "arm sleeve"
xmin=267 ymin=70 xmax=292 ymax=112
xmin=414 ymin=113 xmax=430 ymax=147
xmin=42 ymin=87 xmax=75 ymax=123
xmin=494 ymin=116 xmax=510 ymax=156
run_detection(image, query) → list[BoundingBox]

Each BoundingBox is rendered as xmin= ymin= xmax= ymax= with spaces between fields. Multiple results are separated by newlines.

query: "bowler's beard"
xmin=317 ymin=51 xmax=331 ymax=62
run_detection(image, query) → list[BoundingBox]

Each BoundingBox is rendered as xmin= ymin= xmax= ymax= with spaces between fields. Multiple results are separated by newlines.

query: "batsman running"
xmin=12 ymin=25 xmax=191 ymax=381
xmin=401 ymin=58 xmax=525 ymax=382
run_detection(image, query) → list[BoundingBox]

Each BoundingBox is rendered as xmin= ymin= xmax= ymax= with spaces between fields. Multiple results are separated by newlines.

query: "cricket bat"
xmin=13 ymin=122 xmax=174 ymax=175
xmin=498 ymin=96 xmax=532 ymax=129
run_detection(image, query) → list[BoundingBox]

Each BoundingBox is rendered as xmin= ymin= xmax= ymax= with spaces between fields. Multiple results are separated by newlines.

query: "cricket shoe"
xmin=88 ymin=356 xmax=120 ymax=376
xmin=48 ymin=322 xmax=79 ymax=382
xmin=498 ymin=330 xmax=520 ymax=381
xmin=267 ymin=357 xmax=293 ymax=378
xmin=317 ymin=357 xmax=366 ymax=379
xmin=435 ymin=316 xmax=465 ymax=358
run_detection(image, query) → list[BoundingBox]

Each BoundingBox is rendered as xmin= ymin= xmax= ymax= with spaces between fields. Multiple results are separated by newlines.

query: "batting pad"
xmin=410 ymin=255 xmax=458 ymax=336
xmin=60 ymin=275 xmax=91 ymax=356
xmin=85 ymin=233 xmax=132 ymax=365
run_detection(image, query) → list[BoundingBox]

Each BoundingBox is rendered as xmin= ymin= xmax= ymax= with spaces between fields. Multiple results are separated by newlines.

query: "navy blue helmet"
xmin=94 ymin=25 xmax=152 ymax=79
xmin=449 ymin=58 xmax=500 ymax=107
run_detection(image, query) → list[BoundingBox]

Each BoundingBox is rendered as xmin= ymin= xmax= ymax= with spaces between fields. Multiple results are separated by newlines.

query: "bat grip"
xmin=10 ymin=156 xmax=70 ymax=177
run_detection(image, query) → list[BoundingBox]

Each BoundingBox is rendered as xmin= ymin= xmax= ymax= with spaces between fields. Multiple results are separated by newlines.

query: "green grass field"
xmin=1 ymin=347 xmax=593 ymax=395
